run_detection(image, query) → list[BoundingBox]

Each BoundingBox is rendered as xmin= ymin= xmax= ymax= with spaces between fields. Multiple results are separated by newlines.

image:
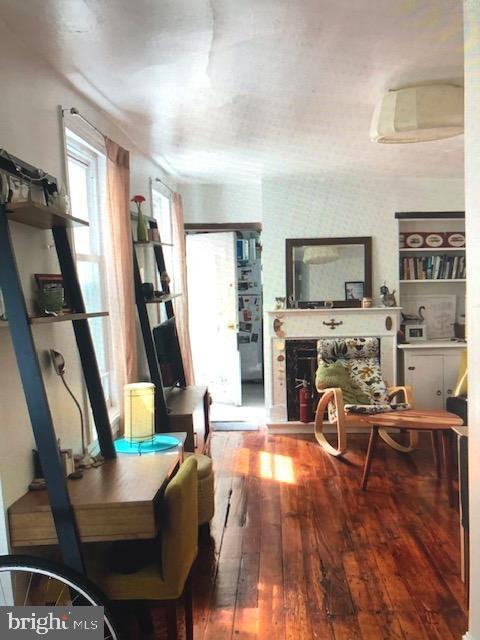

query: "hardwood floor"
xmin=135 ymin=431 xmax=468 ymax=639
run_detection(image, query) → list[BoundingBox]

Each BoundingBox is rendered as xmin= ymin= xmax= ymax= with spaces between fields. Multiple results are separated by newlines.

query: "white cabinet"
xmin=399 ymin=344 xmax=466 ymax=410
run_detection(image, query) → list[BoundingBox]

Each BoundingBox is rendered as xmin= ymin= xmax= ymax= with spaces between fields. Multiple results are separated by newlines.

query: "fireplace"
xmin=285 ymin=340 xmax=320 ymax=421
xmin=265 ymin=307 xmax=400 ymax=426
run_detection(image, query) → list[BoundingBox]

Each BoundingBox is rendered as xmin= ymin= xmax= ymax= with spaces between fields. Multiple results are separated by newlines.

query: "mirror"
xmin=286 ymin=237 xmax=372 ymax=308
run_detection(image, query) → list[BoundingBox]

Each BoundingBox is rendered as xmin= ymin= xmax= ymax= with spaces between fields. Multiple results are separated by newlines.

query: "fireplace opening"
xmin=285 ymin=340 xmax=321 ymax=421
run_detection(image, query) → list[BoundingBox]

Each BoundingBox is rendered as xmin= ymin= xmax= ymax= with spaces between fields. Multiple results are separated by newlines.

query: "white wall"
xmin=0 ymin=23 xmax=174 ymax=522
xmin=262 ymin=175 xmax=465 ymax=311
xmin=180 ymin=183 xmax=262 ymax=224
xmin=464 ymin=2 xmax=480 ymax=637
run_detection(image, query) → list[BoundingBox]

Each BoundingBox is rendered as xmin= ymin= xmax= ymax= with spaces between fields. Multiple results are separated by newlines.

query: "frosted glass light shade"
xmin=370 ymin=84 xmax=464 ymax=143
xmin=124 ymin=382 xmax=155 ymax=441
xmin=303 ymin=246 xmax=339 ymax=264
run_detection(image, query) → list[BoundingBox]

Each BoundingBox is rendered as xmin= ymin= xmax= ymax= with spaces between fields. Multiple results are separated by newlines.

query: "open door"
xmin=186 ymin=232 xmax=242 ymax=406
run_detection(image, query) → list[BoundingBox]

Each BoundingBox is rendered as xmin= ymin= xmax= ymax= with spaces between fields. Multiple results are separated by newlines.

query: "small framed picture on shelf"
xmin=405 ymin=323 xmax=427 ymax=342
xmin=34 ymin=274 xmax=72 ymax=314
xmin=345 ymin=281 xmax=365 ymax=301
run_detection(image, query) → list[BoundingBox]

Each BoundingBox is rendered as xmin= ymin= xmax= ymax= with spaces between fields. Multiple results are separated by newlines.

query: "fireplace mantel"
xmin=264 ymin=307 xmax=401 ymax=427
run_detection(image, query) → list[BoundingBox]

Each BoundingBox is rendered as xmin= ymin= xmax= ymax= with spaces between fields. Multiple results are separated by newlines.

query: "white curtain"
xmin=171 ymin=193 xmax=195 ymax=385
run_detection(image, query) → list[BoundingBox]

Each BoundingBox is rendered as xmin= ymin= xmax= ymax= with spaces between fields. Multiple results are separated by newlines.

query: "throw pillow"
xmin=315 ymin=360 xmax=371 ymax=405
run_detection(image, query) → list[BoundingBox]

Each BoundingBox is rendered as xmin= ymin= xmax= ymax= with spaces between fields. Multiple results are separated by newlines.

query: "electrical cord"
xmin=59 ymin=373 xmax=85 ymax=455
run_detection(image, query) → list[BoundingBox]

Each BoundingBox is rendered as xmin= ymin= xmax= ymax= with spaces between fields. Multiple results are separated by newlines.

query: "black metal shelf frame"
xmin=132 ymin=217 xmax=186 ymax=431
xmin=0 ymin=201 xmax=115 ymax=574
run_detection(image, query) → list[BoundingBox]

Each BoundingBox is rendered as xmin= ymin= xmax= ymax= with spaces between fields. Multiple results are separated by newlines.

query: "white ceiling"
xmin=0 ymin=0 xmax=464 ymax=182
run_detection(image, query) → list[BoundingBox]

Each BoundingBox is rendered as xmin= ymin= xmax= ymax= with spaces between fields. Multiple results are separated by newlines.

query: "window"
xmin=152 ymin=188 xmax=174 ymax=321
xmin=66 ymin=130 xmax=116 ymax=427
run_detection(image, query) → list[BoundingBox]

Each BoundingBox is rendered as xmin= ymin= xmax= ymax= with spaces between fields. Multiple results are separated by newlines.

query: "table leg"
xmin=432 ymin=431 xmax=442 ymax=480
xmin=361 ymin=426 xmax=379 ymax=491
xmin=441 ymin=429 xmax=455 ymax=507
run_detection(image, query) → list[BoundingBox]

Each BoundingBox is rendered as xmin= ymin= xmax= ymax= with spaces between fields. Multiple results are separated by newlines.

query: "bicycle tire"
xmin=0 ymin=554 xmax=123 ymax=639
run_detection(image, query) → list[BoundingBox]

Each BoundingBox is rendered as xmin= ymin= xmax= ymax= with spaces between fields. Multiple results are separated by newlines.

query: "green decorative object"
xmin=131 ymin=194 xmax=148 ymax=242
xmin=315 ymin=360 xmax=371 ymax=405
xmin=35 ymin=288 xmax=64 ymax=316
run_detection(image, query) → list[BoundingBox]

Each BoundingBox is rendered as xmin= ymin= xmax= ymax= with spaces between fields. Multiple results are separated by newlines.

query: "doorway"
xmin=185 ymin=225 xmax=264 ymax=429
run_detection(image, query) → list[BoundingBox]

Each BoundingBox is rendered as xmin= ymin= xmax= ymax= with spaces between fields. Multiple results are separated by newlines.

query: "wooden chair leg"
xmin=166 ymin=601 xmax=177 ymax=640
xmin=432 ymin=431 xmax=442 ymax=480
xmin=361 ymin=426 xmax=379 ymax=491
xmin=441 ymin=429 xmax=455 ymax=507
xmin=184 ymin=574 xmax=194 ymax=640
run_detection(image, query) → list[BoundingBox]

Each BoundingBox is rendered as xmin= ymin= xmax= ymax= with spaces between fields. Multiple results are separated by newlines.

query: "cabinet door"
xmin=404 ymin=353 xmax=445 ymax=410
xmin=443 ymin=352 xmax=463 ymax=406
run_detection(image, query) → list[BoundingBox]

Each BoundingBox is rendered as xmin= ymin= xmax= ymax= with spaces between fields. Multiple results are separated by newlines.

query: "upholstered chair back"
xmin=317 ymin=337 xmax=389 ymax=405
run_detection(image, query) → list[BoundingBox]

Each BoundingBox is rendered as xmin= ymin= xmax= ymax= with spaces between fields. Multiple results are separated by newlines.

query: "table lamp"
xmin=115 ymin=382 xmax=180 ymax=455
xmin=124 ymin=382 xmax=155 ymax=442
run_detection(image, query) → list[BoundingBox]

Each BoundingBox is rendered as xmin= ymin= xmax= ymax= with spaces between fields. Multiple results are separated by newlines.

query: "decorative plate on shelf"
xmin=446 ymin=232 xmax=465 ymax=247
xmin=425 ymin=233 xmax=445 ymax=248
xmin=405 ymin=233 xmax=424 ymax=248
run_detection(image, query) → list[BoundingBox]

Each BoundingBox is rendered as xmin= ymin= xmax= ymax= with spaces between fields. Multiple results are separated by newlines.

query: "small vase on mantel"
xmin=131 ymin=194 xmax=148 ymax=242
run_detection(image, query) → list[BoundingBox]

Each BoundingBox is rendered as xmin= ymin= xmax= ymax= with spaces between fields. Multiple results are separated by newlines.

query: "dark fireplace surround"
xmin=285 ymin=340 xmax=320 ymax=421
xmin=285 ymin=337 xmax=382 ymax=422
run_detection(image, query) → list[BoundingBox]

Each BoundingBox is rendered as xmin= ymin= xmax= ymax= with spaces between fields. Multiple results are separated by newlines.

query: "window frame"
xmin=65 ymin=131 xmax=117 ymax=432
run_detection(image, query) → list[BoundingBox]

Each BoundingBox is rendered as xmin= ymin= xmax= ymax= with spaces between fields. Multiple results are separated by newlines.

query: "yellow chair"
xmin=86 ymin=456 xmax=198 ymax=640
xmin=184 ymin=452 xmax=215 ymax=526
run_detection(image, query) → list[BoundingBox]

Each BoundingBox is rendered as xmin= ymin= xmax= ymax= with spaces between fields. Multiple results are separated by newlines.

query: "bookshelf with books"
xmin=395 ymin=211 xmax=466 ymax=334
xmin=395 ymin=212 xmax=467 ymax=411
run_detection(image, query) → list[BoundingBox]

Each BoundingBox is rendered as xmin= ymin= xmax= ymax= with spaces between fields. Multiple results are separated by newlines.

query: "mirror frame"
xmin=285 ymin=236 xmax=372 ymax=308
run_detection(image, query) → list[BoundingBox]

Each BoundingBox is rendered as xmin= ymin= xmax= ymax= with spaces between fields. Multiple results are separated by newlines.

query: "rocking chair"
xmin=314 ymin=337 xmax=417 ymax=457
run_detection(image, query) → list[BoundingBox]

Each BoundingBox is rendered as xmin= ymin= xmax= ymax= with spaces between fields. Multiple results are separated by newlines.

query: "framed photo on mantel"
xmin=345 ymin=281 xmax=365 ymax=301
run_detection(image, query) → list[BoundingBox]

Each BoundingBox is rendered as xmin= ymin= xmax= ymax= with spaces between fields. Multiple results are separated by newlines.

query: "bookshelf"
xmin=396 ymin=211 xmax=466 ymax=336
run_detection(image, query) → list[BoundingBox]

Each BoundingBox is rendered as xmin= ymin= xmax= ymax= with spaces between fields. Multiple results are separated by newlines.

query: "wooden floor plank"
xmin=128 ymin=430 xmax=467 ymax=640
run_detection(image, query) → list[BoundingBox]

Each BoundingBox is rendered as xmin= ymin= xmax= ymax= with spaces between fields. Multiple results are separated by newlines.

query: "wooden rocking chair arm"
xmin=317 ymin=387 xmax=345 ymax=413
xmin=387 ymin=385 xmax=414 ymax=406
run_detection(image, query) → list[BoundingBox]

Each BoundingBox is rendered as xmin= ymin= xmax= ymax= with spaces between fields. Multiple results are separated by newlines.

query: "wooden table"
xmin=361 ymin=410 xmax=464 ymax=505
xmin=8 ymin=434 xmax=185 ymax=547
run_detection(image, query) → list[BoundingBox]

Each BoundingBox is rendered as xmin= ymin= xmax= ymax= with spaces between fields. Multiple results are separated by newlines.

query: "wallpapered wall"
xmin=261 ymin=174 xmax=465 ymax=311
xmin=0 ymin=21 xmax=175 ymax=538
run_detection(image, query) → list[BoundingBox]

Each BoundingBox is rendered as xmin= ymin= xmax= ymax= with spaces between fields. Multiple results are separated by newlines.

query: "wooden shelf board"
xmin=134 ymin=240 xmax=173 ymax=247
xmin=400 ymin=279 xmax=465 ymax=283
xmin=6 ymin=202 xmax=89 ymax=229
xmin=29 ymin=311 xmax=109 ymax=324
xmin=399 ymin=247 xmax=465 ymax=253
xmin=144 ymin=294 xmax=182 ymax=304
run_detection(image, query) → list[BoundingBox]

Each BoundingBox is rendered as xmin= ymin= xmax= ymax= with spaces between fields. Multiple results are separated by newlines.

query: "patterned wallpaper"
xmin=262 ymin=174 xmax=465 ymax=311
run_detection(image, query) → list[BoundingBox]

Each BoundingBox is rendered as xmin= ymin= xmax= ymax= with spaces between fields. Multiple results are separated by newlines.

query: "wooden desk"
xmin=167 ymin=385 xmax=210 ymax=452
xmin=8 ymin=442 xmax=183 ymax=547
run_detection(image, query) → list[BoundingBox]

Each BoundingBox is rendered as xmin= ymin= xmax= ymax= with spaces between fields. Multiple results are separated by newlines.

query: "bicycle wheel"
xmin=0 ymin=554 xmax=122 ymax=639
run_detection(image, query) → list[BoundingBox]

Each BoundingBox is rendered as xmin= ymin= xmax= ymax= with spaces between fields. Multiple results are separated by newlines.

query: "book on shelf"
xmin=400 ymin=254 xmax=466 ymax=280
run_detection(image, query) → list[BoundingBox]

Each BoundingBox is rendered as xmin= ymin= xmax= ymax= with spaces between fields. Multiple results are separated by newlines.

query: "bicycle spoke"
xmin=0 ymin=573 xmax=7 ymax=606
xmin=54 ymin=583 xmax=66 ymax=606
xmin=23 ymin=572 xmax=33 ymax=607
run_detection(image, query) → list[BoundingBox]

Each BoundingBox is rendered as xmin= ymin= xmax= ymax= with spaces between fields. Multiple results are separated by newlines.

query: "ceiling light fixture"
xmin=370 ymin=83 xmax=464 ymax=143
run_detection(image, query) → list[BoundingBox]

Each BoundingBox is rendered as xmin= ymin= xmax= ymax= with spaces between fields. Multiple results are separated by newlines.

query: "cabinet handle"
xmin=447 ymin=389 xmax=453 ymax=395
xmin=436 ymin=390 xmax=442 ymax=396
xmin=408 ymin=366 xmax=416 ymax=371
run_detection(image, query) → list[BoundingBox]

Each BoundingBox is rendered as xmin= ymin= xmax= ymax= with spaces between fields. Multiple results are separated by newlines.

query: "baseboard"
xmin=267 ymin=421 xmax=314 ymax=434
xmin=266 ymin=422 xmax=376 ymax=435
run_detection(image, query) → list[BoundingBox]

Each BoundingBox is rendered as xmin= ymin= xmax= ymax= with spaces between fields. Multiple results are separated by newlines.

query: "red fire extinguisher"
xmin=296 ymin=378 xmax=311 ymax=423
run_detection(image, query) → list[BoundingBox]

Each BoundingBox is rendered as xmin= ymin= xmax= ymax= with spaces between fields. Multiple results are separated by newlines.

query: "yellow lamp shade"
xmin=124 ymin=382 xmax=155 ymax=441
